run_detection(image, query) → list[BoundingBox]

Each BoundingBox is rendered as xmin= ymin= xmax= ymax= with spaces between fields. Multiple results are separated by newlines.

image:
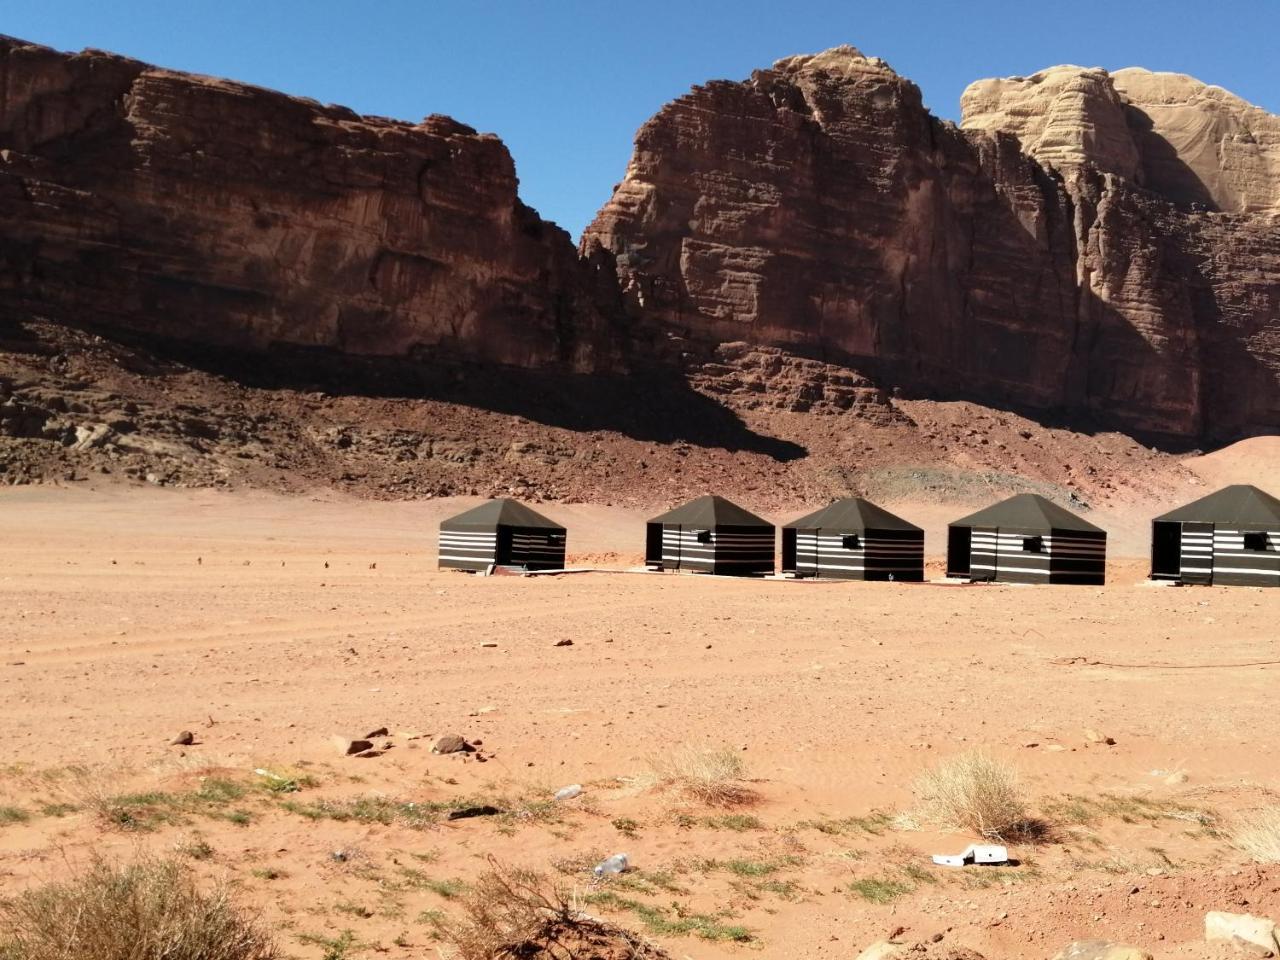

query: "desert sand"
xmin=1 ymin=469 xmax=1279 ymax=959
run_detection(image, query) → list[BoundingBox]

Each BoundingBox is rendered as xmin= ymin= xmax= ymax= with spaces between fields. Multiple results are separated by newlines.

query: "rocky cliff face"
xmin=586 ymin=47 xmax=1280 ymax=443
xmin=0 ymin=36 xmax=616 ymax=371
xmin=2 ymin=38 xmax=1277 ymax=450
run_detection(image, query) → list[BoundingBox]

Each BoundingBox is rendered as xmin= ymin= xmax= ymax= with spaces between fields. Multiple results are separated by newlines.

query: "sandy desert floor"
xmin=1 ymin=478 xmax=1279 ymax=959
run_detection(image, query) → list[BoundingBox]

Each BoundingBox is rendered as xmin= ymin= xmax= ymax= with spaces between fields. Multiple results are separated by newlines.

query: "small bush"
xmin=648 ymin=746 xmax=755 ymax=806
xmin=914 ymin=750 xmax=1031 ymax=841
xmin=438 ymin=859 xmax=665 ymax=959
xmin=0 ymin=856 xmax=277 ymax=960
xmin=1233 ymin=806 xmax=1280 ymax=863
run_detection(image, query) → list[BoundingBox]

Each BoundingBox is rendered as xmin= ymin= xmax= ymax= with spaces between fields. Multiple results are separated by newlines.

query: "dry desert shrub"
xmin=0 ymin=856 xmax=277 ymax=960
xmin=647 ymin=745 xmax=756 ymax=806
xmin=1232 ymin=806 xmax=1280 ymax=863
xmin=438 ymin=859 xmax=664 ymax=959
xmin=914 ymin=750 xmax=1032 ymax=841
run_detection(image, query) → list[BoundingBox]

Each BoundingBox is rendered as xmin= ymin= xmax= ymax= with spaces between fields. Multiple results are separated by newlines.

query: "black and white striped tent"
xmin=781 ymin=498 xmax=924 ymax=581
xmin=645 ymin=495 xmax=775 ymax=575
xmin=438 ymin=499 xmax=566 ymax=572
xmin=1150 ymin=484 xmax=1280 ymax=586
xmin=946 ymin=493 xmax=1106 ymax=585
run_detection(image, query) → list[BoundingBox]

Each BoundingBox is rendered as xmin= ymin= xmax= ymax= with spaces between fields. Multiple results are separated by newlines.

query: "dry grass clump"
xmin=914 ymin=750 xmax=1032 ymax=841
xmin=1232 ymin=806 xmax=1280 ymax=863
xmin=647 ymin=746 xmax=756 ymax=807
xmin=0 ymin=856 xmax=276 ymax=960
xmin=438 ymin=859 xmax=665 ymax=959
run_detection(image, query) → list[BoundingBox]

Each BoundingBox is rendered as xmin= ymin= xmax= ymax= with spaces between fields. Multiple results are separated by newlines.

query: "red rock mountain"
xmin=2 ymin=38 xmax=1278 ymax=448
xmin=585 ymin=47 xmax=1280 ymax=444
xmin=0 ymin=35 xmax=617 ymax=371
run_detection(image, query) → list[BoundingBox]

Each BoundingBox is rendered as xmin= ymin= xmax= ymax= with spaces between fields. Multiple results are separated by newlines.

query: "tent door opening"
xmin=947 ymin=526 xmax=971 ymax=576
xmin=1150 ymin=521 xmax=1181 ymax=578
xmin=495 ymin=527 xmax=514 ymax=566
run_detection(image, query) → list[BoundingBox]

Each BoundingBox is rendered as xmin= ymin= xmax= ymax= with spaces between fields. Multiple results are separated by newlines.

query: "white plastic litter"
xmin=554 ymin=784 xmax=583 ymax=801
xmin=593 ymin=853 xmax=628 ymax=877
xmin=931 ymin=843 xmax=1008 ymax=867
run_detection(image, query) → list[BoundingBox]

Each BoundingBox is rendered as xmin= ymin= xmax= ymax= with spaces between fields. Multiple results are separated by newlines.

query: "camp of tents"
xmin=436 ymin=485 xmax=1280 ymax=587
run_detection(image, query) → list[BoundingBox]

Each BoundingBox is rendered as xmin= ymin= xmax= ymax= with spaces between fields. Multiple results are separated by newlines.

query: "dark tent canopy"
xmin=1153 ymin=485 xmax=1280 ymax=525
xmin=440 ymin=498 xmax=565 ymax=531
xmin=947 ymin=493 xmax=1106 ymax=585
xmin=782 ymin=498 xmax=924 ymax=581
xmin=784 ymin=498 xmax=921 ymax=533
xmin=645 ymin=495 xmax=774 ymax=575
xmin=950 ymin=494 xmax=1104 ymax=533
xmin=438 ymin=498 xmax=566 ymax=572
xmin=1150 ymin=484 xmax=1280 ymax=586
xmin=648 ymin=495 xmax=771 ymax=528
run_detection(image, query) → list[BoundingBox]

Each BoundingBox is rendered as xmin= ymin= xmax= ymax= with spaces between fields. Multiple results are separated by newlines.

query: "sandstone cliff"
xmin=0 ymin=35 xmax=615 ymax=371
xmin=586 ymin=47 xmax=1280 ymax=443
xmin=962 ymin=65 xmax=1280 ymax=214
xmin=2 ymin=37 xmax=1278 ymax=452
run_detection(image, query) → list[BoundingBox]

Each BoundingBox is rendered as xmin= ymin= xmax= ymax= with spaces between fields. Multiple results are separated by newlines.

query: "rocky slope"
xmin=0 ymin=35 xmax=618 ymax=371
xmin=585 ymin=46 xmax=1280 ymax=445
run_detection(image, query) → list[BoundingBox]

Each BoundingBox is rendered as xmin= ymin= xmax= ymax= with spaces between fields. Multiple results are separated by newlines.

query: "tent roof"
xmin=1154 ymin=484 xmax=1280 ymax=525
xmin=440 ymin=498 xmax=564 ymax=531
xmin=648 ymin=494 xmax=772 ymax=528
xmin=950 ymin=493 xmax=1103 ymax=533
xmin=783 ymin=497 xmax=921 ymax=532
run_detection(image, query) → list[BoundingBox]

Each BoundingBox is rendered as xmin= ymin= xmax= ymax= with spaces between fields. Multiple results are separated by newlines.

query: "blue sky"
xmin=8 ymin=1 xmax=1277 ymax=238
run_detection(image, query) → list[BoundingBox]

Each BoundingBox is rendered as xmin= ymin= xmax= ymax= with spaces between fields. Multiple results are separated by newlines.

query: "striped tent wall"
xmin=788 ymin=529 xmax=924 ymax=581
xmin=438 ymin=529 xmax=498 ymax=572
xmin=1047 ymin=531 xmax=1108 ymax=584
xmin=1150 ymin=486 xmax=1280 ymax=587
xmin=1178 ymin=522 xmax=1214 ymax=584
xmin=1162 ymin=523 xmax=1280 ymax=586
xmin=967 ymin=528 xmax=1106 ymax=585
xmin=1209 ymin=526 xmax=1280 ymax=585
xmin=508 ymin=528 xmax=567 ymax=571
xmin=652 ymin=523 xmax=774 ymax=575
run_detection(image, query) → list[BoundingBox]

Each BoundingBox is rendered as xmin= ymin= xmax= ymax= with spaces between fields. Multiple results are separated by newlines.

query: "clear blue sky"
xmin=8 ymin=1 xmax=1277 ymax=238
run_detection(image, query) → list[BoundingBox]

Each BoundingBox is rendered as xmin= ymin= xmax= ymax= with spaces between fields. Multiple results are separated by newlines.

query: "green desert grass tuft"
xmin=0 ymin=856 xmax=277 ymax=960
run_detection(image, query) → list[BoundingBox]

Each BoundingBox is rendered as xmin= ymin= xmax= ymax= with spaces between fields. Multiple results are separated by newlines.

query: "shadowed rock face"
xmin=1 ymin=38 xmax=1277 ymax=447
xmin=586 ymin=47 xmax=1280 ymax=443
xmin=0 ymin=36 xmax=617 ymax=371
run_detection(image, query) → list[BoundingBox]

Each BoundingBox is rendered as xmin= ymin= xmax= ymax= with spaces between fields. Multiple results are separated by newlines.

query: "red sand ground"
xmin=1 ymin=443 xmax=1279 ymax=958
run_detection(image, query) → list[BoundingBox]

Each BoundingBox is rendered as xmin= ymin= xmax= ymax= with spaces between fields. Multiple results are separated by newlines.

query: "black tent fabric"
xmin=647 ymin=495 xmax=771 ymax=529
xmin=947 ymin=493 xmax=1106 ymax=585
xmin=440 ymin=499 xmax=565 ymax=531
xmin=1153 ymin=485 xmax=1280 ymax=525
xmin=783 ymin=498 xmax=921 ymax=533
xmin=645 ymin=495 xmax=774 ymax=575
xmin=1150 ymin=485 xmax=1280 ymax=586
xmin=781 ymin=498 xmax=924 ymax=581
xmin=438 ymin=498 xmax=566 ymax=572
xmin=950 ymin=493 xmax=1104 ymax=533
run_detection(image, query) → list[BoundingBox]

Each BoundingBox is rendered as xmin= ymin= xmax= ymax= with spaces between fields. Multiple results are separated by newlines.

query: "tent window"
xmin=842 ymin=534 xmax=861 ymax=550
xmin=694 ymin=529 xmax=712 ymax=544
xmin=1022 ymin=535 xmax=1044 ymax=553
xmin=1244 ymin=531 xmax=1269 ymax=551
